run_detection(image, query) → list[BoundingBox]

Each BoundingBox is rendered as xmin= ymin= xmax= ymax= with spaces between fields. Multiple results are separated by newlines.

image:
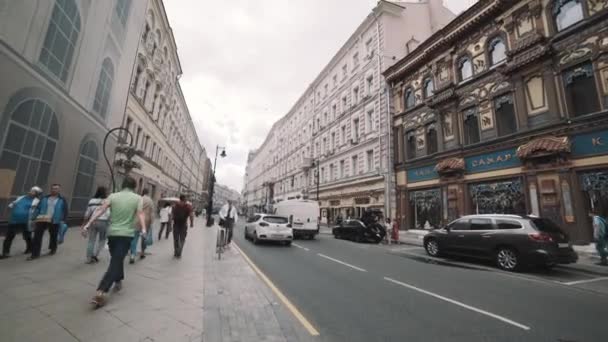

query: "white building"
xmin=121 ymin=0 xmax=209 ymax=204
xmin=0 ymin=0 xmax=147 ymax=218
xmin=213 ymin=184 xmax=240 ymax=209
xmin=243 ymin=0 xmax=454 ymax=222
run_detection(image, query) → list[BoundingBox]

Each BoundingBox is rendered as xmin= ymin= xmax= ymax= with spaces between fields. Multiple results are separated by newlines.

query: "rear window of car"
xmin=263 ymin=216 xmax=288 ymax=224
xmin=529 ymin=218 xmax=563 ymax=233
xmin=496 ymin=219 xmax=522 ymax=230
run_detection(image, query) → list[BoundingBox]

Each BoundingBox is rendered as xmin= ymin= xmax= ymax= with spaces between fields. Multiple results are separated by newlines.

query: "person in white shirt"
xmin=82 ymin=186 xmax=110 ymax=264
xmin=158 ymin=203 xmax=172 ymax=240
xmin=219 ymin=200 xmax=238 ymax=244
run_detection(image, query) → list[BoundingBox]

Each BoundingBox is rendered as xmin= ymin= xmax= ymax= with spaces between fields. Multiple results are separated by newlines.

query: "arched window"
xmin=426 ymin=124 xmax=438 ymax=155
xmin=554 ymin=0 xmax=584 ymax=31
xmin=115 ymin=0 xmax=132 ymax=26
xmin=404 ymin=88 xmax=415 ymax=109
xmin=0 ymin=99 xmax=59 ymax=198
xmin=93 ymin=58 xmax=114 ymax=118
xmin=406 ymin=131 xmax=416 ymax=160
xmin=463 ymin=108 xmax=480 ymax=145
xmin=489 ymin=38 xmax=507 ymax=66
xmin=458 ymin=57 xmax=473 ymax=82
xmin=39 ymin=0 xmax=81 ymax=82
xmin=423 ymin=78 xmax=434 ymax=98
xmin=494 ymin=95 xmax=517 ymax=136
xmin=71 ymin=140 xmax=98 ymax=212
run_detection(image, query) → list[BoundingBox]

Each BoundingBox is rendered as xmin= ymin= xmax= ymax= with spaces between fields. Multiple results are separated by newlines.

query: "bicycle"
xmin=216 ymin=226 xmax=228 ymax=260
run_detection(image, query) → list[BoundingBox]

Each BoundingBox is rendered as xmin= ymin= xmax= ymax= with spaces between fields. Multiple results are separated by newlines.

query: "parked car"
xmin=332 ymin=219 xmax=386 ymax=243
xmin=273 ymin=199 xmax=320 ymax=239
xmin=244 ymin=213 xmax=293 ymax=246
xmin=423 ymin=214 xmax=578 ymax=271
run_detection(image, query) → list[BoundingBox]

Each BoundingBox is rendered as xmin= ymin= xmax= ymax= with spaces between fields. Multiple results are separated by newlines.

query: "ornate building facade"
xmin=385 ymin=0 xmax=608 ymax=243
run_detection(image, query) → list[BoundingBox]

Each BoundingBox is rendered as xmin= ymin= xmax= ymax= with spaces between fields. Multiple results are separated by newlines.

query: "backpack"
xmin=172 ymin=202 xmax=190 ymax=224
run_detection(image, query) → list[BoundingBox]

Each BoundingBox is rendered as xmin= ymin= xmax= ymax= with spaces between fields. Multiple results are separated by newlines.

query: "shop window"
xmin=562 ymin=62 xmax=600 ymax=117
xmin=580 ymin=171 xmax=608 ymax=217
xmin=426 ymin=124 xmax=438 ymax=155
xmin=494 ymin=95 xmax=517 ymax=136
xmin=488 ymin=37 xmax=507 ymax=66
xmin=463 ymin=109 xmax=480 ymax=145
xmin=404 ymin=88 xmax=415 ymax=109
xmin=458 ymin=56 xmax=473 ymax=82
xmin=553 ymin=0 xmax=584 ymax=31
xmin=469 ymin=179 xmax=526 ymax=215
xmin=406 ymin=131 xmax=416 ymax=160
xmin=423 ymin=78 xmax=434 ymax=99
xmin=409 ymin=189 xmax=441 ymax=230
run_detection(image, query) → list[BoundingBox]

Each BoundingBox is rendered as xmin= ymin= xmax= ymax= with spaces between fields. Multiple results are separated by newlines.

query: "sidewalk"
xmin=0 ymin=220 xmax=205 ymax=342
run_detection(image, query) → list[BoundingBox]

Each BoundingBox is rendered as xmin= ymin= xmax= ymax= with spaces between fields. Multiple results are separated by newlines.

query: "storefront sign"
xmin=572 ymin=130 xmax=608 ymax=157
xmin=465 ymin=148 xmax=520 ymax=174
xmin=407 ymin=165 xmax=438 ymax=183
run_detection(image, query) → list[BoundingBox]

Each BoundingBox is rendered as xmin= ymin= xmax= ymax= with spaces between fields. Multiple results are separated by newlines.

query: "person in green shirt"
xmin=82 ymin=176 xmax=146 ymax=307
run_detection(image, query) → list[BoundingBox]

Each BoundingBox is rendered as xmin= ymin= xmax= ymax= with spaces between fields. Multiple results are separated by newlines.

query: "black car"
xmin=422 ymin=215 xmax=578 ymax=271
xmin=332 ymin=219 xmax=386 ymax=243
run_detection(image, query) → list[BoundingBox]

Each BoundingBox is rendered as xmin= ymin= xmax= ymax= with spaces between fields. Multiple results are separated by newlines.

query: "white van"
xmin=273 ymin=199 xmax=320 ymax=239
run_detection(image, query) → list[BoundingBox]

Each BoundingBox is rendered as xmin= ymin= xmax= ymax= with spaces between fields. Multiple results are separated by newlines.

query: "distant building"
xmin=213 ymin=184 xmax=240 ymax=210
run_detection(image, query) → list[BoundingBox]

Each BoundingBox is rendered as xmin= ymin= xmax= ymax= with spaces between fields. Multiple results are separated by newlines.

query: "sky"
xmin=164 ymin=0 xmax=477 ymax=193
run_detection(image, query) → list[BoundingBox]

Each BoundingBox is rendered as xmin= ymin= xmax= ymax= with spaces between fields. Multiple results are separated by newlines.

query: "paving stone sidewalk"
xmin=0 ymin=219 xmax=205 ymax=342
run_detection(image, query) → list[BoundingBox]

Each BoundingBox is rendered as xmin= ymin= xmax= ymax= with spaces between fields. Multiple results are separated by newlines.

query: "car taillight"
xmin=259 ymin=222 xmax=269 ymax=227
xmin=528 ymin=232 xmax=553 ymax=242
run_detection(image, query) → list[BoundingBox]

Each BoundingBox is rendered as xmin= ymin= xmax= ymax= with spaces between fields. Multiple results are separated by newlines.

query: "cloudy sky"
xmin=164 ymin=0 xmax=476 ymax=193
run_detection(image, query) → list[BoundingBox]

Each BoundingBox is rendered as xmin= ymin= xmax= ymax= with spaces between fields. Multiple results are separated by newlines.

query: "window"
xmin=423 ymin=78 xmax=434 ymax=99
xmin=406 ymin=132 xmax=416 ymax=159
xmin=331 ymin=132 xmax=336 ymax=149
xmin=115 ymin=0 xmax=132 ymax=26
xmin=563 ymin=62 xmax=600 ymax=117
xmin=71 ymin=140 xmax=98 ymax=212
xmin=404 ymin=88 xmax=415 ymax=109
xmin=329 ymin=164 xmax=334 ymax=181
xmin=332 ymin=104 xmax=337 ymax=117
xmin=342 ymin=64 xmax=348 ymax=79
xmin=323 ymin=112 xmax=328 ymax=126
xmin=554 ymin=0 xmax=584 ymax=31
xmin=351 ymin=155 xmax=358 ymax=175
xmin=353 ymin=52 xmax=359 ymax=67
xmin=352 ymin=119 xmax=360 ymax=140
xmin=0 ymin=99 xmax=58 ymax=200
xmin=320 ymin=167 xmax=325 ymax=183
xmin=366 ymin=38 xmax=374 ymax=57
xmin=463 ymin=109 xmax=480 ymax=145
xmin=366 ymin=110 xmax=374 ymax=133
xmin=342 ymin=96 xmax=348 ymax=111
xmin=322 ymin=137 xmax=327 ymax=154
xmin=449 ymin=219 xmax=469 ymax=231
xmin=353 ymin=86 xmax=360 ymax=104
xmin=496 ymin=220 xmax=523 ymax=230
xmin=340 ymin=160 xmax=345 ymax=178
xmin=470 ymin=218 xmax=494 ymax=230
xmin=489 ymin=38 xmax=507 ymax=66
xmin=39 ymin=0 xmax=81 ymax=82
xmin=341 ymin=126 xmax=346 ymax=144
xmin=494 ymin=95 xmax=517 ymax=136
xmin=366 ymin=75 xmax=373 ymax=96
xmin=93 ymin=58 xmax=114 ymax=118
xmin=366 ymin=150 xmax=374 ymax=172
xmin=333 ymin=75 xmax=338 ymax=88
xmin=324 ymin=84 xmax=328 ymax=97
xmin=426 ymin=125 xmax=438 ymax=155
xmin=458 ymin=57 xmax=473 ymax=82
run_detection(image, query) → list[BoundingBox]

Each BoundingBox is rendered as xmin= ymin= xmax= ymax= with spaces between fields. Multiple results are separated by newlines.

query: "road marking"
xmin=563 ymin=276 xmax=608 ymax=286
xmin=317 ymin=253 xmax=367 ymax=272
xmin=292 ymin=243 xmax=310 ymax=251
xmin=233 ymin=243 xmax=320 ymax=336
xmin=384 ymin=277 xmax=531 ymax=331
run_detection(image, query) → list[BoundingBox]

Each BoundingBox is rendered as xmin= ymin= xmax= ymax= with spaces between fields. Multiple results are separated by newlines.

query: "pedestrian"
xmin=1 ymin=186 xmax=42 ymax=259
xmin=29 ymin=184 xmax=68 ymax=260
xmin=590 ymin=208 xmax=608 ymax=266
xmin=172 ymin=195 xmax=193 ymax=258
xmin=82 ymin=176 xmax=146 ymax=307
xmin=129 ymin=188 xmax=154 ymax=264
xmin=82 ymin=186 xmax=110 ymax=264
xmin=158 ymin=202 xmax=172 ymax=240
xmin=219 ymin=200 xmax=238 ymax=244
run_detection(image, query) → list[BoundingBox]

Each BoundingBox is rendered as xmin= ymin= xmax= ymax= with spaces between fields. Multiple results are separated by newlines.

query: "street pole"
xmin=206 ymin=145 xmax=225 ymax=226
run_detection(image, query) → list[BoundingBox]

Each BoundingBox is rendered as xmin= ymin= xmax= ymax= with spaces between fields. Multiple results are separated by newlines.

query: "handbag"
xmin=57 ymin=222 xmax=68 ymax=244
xmin=145 ymin=229 xmax=154 ymax=246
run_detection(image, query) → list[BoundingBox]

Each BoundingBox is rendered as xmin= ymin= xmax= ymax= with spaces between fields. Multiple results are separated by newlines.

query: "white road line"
xmin=384 ymin=277 xmax=531 ymax=331
xmin=317 ymin=253 xmax=367 ymax=272
xmin=292 ymin=243 xmax=310 ymax=251
xmin=562 ymin=276 xmax=608 ymax=286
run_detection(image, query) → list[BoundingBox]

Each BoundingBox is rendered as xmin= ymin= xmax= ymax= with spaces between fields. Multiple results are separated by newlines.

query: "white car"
xmin=244 ymin=214 xmax=293 ymax=246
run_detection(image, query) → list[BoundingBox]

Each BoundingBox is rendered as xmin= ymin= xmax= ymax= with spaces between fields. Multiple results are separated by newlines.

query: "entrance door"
xmin=538 ymin=176 xmax=562 ymax=225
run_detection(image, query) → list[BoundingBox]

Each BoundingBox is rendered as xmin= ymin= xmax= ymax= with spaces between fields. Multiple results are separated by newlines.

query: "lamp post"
xmin=103 ymin=127 xmax=143 ymax=192
xmin=206 ymin=145 xmax=226 ymax=227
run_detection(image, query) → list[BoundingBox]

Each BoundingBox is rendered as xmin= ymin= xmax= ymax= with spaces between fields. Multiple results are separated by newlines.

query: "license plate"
xmin=271 ymin=234 xmax=283 ymax=238
xmin=558 ymin=243 xmax=569 ymax=248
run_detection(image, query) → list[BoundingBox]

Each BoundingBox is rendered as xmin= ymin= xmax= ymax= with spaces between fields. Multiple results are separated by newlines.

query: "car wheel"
xmin=424 ymin=239 xmax=441 ymax=257
xmin=285 ymin=241 xmax=292 ymax=247
xmin=253 ymin=232 xmax=259 ymax=245
xmin=496 ymin=247 xmax=519 ymax=271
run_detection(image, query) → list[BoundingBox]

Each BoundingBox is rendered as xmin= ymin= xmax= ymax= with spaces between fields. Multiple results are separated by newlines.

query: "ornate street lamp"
xmin=103 ymin=127 xmax=143 ymax=192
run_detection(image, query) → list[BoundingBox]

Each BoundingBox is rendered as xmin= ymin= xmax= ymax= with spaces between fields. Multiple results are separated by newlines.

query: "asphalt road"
xmin=233 ymin=221 xmax=608 ymax=342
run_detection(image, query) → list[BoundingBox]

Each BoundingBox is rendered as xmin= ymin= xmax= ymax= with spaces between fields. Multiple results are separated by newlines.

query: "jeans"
xmin=2 ymin=223 xmax=32 ymax=256
xmin=87 ymin=220 xmax=109 ymax=260
xmin=597 ymin=239 xmax=608 ymax=261
xmin=31 ymin=222 xmax=59 ymax=257
xmin=97 ymin=236 xmax=132 ymax=293
xmin=130 ymin=231 xmax=147 ymax=257
xmin=158 ymin=222 xmax=171 ymax=240
xmin=173 ymin=223 xmax=188 ymax=256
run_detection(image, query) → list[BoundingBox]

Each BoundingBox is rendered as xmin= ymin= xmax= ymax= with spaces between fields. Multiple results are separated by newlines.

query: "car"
xmin=273 ymin=199 xmax=320 ymax=239
xmin=332 ymin=219 xmax=386 ymax=244
xmin=244 ymin=213 xmax=293 ymax=246
xmin=422 ymin=214 xmax=578 ymax=271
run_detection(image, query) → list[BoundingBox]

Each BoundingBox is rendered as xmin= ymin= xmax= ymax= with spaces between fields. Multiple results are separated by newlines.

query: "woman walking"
xmin=158 ymin=203 xmax=172 ymax=240
xmin=82 ymin=186 xmax=110 ymax=264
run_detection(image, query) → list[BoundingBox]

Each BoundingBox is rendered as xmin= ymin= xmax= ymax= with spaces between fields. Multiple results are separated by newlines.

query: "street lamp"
xmin=103 ymin=127 xmax=143 ymax=192
xmin=206 ymin=145 xmax=226 ymax=226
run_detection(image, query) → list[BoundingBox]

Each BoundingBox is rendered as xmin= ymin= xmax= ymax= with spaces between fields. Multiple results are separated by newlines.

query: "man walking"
xmin=172 ymin=195 xmax=193 ymax=258
xmin=129 ymin=188 xmax=154 ymax=263
xmin=29 ymin=184 xmax=68 ymax=260
xmin=591 ymin=209 xmax=608 ymax=266
xmin=82 ymin=176 xmax=146 ymax=307
xmin=1 ymin=186 xmax=42 ymax=259
xmin=219 ymin=200 xmax=238 ymax=244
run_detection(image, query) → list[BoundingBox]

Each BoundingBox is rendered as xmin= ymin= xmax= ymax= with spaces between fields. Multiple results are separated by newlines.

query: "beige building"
xmin=243 ymin=0 xmax=454 ymax=222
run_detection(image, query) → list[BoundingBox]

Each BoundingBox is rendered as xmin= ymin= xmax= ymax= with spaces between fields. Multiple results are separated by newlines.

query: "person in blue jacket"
xmin=1 ymin=186 xmax=42 ymax=259
xmin=29 ymin=184 xmax=68 ymax=260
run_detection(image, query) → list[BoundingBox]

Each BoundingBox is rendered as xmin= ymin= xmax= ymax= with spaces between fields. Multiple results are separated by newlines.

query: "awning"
xmin=435 ymin=157 xmax=465 ymax=174
xmin=516 ymin=136 xmax=570 ymax=159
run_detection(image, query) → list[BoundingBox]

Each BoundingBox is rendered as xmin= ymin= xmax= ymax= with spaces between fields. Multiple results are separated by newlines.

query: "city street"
xmin=233 ymin=221 xmax=608 ymax=342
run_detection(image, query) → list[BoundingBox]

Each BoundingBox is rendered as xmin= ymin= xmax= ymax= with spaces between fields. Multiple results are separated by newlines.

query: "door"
xmin=443 ymin=219 xmax=470 ymax=254
xmin=465 ymin=217 xmax=495 ymax=258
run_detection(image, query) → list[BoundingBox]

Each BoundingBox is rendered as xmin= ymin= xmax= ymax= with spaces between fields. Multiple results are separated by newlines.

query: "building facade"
xmin=243 ymin=0 xmax=454 ymax=222
xmin=121 ymin=0 xmax=209 ymax=206
xmin=385 ymin=0 xmax=608 ymax=243
xmin=0 ymin=0 xmax=147 ymax=220
xmin=212 ymin=184 xmax=240 ymax=211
